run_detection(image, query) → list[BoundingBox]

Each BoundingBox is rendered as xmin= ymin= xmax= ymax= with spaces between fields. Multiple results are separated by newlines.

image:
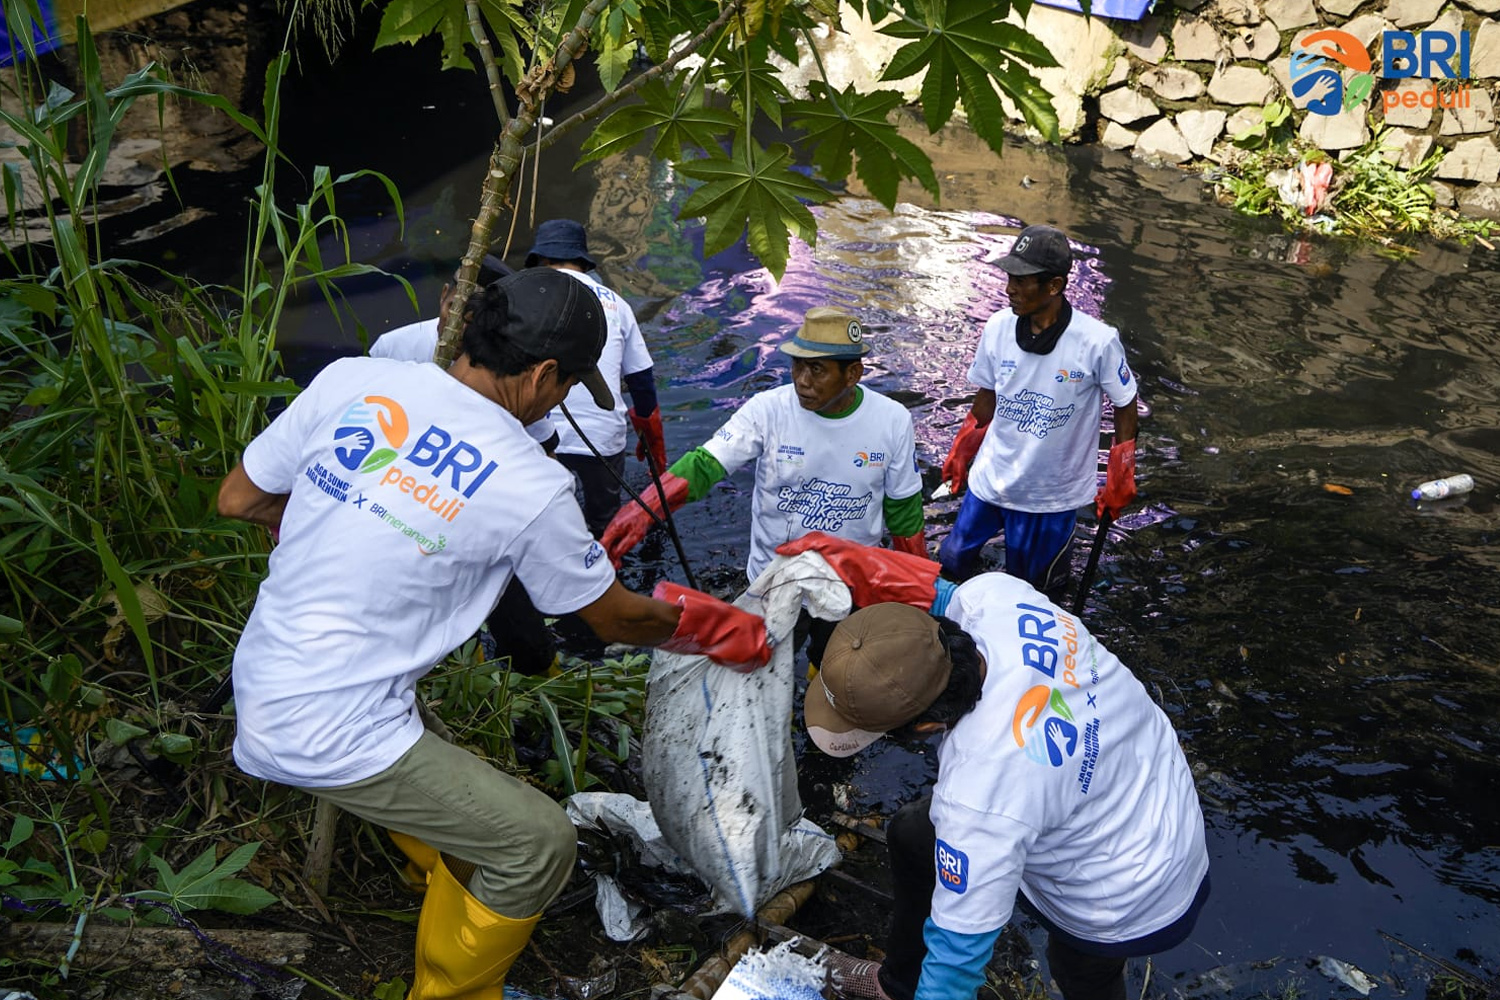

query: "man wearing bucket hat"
xmin=938 ymin=224 xmax=1138 ymax=598
xmin=772 ymin=532 xmax=1210 ymax=1000
xmin=216 ymin=268 xmax=772 ymax=1000
xmin=600 ymin=305 xmax=925 ymax=583
xmin=526 ymin=219 xmax=667 ymax=537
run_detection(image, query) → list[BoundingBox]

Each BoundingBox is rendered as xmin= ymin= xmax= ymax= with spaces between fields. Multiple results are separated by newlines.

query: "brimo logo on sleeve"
xmin=1292 ymin=28 xmax=1473 ymax=118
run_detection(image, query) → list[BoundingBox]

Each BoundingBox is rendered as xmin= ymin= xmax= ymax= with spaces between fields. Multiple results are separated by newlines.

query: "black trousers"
xmin=881 ymin=797 xmax=1127 ymax=1000
xmin=485 ymin=579 xmax=558 ymax=676
xmin=557 ymin=451 xmax=626 ymax=539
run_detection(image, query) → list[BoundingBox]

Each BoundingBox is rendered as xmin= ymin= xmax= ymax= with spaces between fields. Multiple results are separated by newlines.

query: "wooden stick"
xmin=674 ymin=881 xmax=816 ymax=999
xmin=4 ymin=923 xmax=310 ymax=971
xmin=301 ymin=799 xmax=341 ymax=895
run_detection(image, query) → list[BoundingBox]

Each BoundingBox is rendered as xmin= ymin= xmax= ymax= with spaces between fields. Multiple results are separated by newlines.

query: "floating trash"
xmin=1316 ymin=955 xmax=1378 ymax=995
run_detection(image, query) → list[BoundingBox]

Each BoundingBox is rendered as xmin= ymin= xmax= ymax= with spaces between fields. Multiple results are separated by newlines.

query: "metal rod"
xmin=557 ymin=402 xmax=698 ymax=590
xmin=637 ymin=416 xmax=699 ymax=591
xmin=1071 ymin=510 xmax=1114 ymax=616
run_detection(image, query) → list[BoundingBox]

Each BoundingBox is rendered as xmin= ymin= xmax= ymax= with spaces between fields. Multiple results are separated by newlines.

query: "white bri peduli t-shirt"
xmin=548 ymin=269 xmax=654 ymax=458
xmin=966 ymin=308 xmax=1136 ymax=513
xmin=701 ymin=384 xmax=922 ymax=580
xmin=231 ymin=357 xmax=615 ymax=789
xmin=927 ymin=574 xmax=1209 ymax=944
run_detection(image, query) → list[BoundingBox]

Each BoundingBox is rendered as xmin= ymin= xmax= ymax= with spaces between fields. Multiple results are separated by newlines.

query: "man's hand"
xmin=776 ymin=532 xmax=940 ymax=609
xmin=1095 ymin=439 xmax=1136 ymax=519
xmin=600 ymin=472 xmax=689 ymax=566
xmin=654 ymin=582 xmax=771 ymax=672
xmin=941 ymin=413 xmax=988 ymax=496
xmin=630 ymin=407 xmax=668 ymax=473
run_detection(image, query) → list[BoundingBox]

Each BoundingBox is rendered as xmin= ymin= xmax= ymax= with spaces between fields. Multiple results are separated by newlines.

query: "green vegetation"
xmin=1213 ymin=100 xmax=1493 ymax=246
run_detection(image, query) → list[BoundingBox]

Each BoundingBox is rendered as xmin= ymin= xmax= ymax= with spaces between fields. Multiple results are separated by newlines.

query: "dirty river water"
xmin=115 ymin=26 xmax=1500 ymax=1000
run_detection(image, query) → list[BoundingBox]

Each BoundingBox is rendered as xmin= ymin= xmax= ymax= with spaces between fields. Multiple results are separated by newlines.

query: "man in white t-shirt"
xmin=599 ymin=306 xmax=925 ymax=663
xmin=773 ymin=533 xmax=1210 ymax=1000
xmin=527 ymin=220 xmax=665 ymax=537
xmin=216 ymin=268 xmax=771 ymax=1000
xmin=939 ymin=225 xmax=1139 ymax=599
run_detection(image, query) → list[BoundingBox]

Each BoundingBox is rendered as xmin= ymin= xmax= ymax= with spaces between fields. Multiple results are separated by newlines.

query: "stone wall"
xmin=803 ymin=4 xmax=1500 ymax=220
xmin=1096 ymin=0 xmax=1500 ymax=217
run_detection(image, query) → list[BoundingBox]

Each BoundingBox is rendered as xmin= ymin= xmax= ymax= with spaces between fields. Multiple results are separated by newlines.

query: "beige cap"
xmin=804 ymin=604 xmax=952 ymax=758
xmin=780 ymin=306 xmax=871 ymax=359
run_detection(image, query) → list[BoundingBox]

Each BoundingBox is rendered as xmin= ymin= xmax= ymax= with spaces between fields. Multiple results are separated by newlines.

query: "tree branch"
xmin=537 ymin=0 xmax=743 ymax=155
xmin=467 ymin=0 xmax=511 ymax=128
xmin=436 ymin=0 xmax=614 ymax=368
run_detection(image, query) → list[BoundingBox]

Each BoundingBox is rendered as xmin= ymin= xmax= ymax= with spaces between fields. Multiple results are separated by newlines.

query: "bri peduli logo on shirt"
xmin=935 ymin=839 xmax=969 ymax=894
xmin=1292 ymin=28 xmax=1474 ymax=118
xmin=329 ymin=394 xmax=501 ymax=526
xmin=852 ymin=450 xmax=886 ymax=468
xmin=1055 ymin=368 xmax=1085 ymax=383
xmin=1011 ymin=601 xmax=1102 ymax=790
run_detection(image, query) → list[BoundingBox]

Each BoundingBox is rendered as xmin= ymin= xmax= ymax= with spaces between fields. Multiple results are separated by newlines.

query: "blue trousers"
xmin=938 ymin=493 xmax=1076 ymax=596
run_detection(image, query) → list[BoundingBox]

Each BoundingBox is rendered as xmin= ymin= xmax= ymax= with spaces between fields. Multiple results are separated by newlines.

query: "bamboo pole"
xmin=300 ymin=798 xmax=341 ymax=895
xmin=673 ymin=881 xmax=817 ymax=1000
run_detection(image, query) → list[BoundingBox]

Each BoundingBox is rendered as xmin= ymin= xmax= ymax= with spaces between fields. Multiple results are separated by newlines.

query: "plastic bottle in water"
xmin=1411 ymin=474 xmax=1474 ymax=501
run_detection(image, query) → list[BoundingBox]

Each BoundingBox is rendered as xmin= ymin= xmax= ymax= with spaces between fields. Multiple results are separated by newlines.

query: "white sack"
xmin=642 ymin=552 xmax=849 ymax=916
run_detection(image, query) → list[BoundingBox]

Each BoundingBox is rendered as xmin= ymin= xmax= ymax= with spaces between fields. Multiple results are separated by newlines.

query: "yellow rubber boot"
xmin=389 ymin=830 xmax=440 ymax=893
xmin=408 ymin=856 xmax=541 ymax=1000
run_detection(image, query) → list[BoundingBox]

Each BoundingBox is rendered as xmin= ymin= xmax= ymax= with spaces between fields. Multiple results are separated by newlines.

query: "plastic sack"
xmin=709 ymin=940 xmax=828 ymax=1000
xmin=643 ymin=552 xmax=848 ymax=916
xmin=564 ymin=792 xmax=698 ymax=942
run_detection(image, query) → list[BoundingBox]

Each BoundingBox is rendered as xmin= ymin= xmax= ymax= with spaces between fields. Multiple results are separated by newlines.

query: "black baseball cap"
xmin=490 ymin=268 xmax=612 ymax=409
xmin=999 ymin=224 xmax=1073 ymax=276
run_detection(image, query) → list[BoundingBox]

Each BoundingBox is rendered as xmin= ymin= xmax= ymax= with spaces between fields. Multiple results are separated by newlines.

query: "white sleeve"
xmin=525 ymin=417 xmax=558 ymax=444
xmin=511 ymin=484 xmax=616 ymax=615
xmin=1096 ymin=329 xmax=1137 ymax=408
xmin=699 ymin=396 xmax=767 ymax=476
xmin=966 ymin=313 xmax=1005 ymax=391
xmin=619 ymin=311 xmax=653 ymax=376
xmin=928 ymin=797 xmax=1037 ymax=936
xmin=884 ymin=410 xmax=923 ymax=501
xmin=239 ymin=366 xmax=341 ymax=494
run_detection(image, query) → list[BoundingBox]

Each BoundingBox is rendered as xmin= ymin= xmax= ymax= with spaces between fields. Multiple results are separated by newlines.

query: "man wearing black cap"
xmin=527 ymin=219 xmax=665 ymax=536
xmin=938 ymin=224 xmax=1139 ymax=597
xmin=598 ymin=306 xmax=925 ymax=582
xmin=773 ymin=533 xmax=1210 ymax=1000
xmin=216 ymin=268 xmax=772 ymax=1000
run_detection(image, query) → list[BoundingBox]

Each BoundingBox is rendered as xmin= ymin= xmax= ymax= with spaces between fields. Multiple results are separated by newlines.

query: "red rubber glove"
xmin=941 ymin=413 xmax=988 ymax=495
xmin=775 ymin=531 xmax=940 ymax=609
xmin=1095 ymin=439 xmax=1137 ymax=519
xmin=630 ymin=407 xmax=668 ymax=473
xmin=653 ymin=581 xmax=771 ymax=673
xmin=600 ymin=472 xmax=690 ymax=566
xmin=890 ymin=529 xmax=927 ymax=558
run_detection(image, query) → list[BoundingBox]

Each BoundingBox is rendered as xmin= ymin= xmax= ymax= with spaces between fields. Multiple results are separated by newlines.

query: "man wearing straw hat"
xmin=599 ymin=306 xmax=925 ymax=656
xmin=774 ymin=532 xmax=1210 ymax=1000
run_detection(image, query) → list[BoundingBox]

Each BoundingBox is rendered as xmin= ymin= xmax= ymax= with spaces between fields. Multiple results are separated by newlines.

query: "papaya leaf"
xmin=789 ymin=84 xmax=939 ymax=207
xmin=710 ymin=44 xmax=793 ymax=128
xmin=138 ymin=842 xmax=276 ymax=915
xmin=879 ymin=0 xmax=1059 ymax=149
xmin=579 ymin=78 xmax=738 ymax=164
xmin=677 ymin=135 xmax=831 ymax=280
xmin=596 ymin=27 xmax=634 ymax=94
xmin=376 ymin=0 xmax=529 ymax=78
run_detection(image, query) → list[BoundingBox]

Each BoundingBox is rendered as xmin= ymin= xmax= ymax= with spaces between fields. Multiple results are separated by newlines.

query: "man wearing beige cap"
xmin=776 ymin=533 xmax=1209 ymax=1000
xmin=601 ymin=305 xmax=925 ymax=581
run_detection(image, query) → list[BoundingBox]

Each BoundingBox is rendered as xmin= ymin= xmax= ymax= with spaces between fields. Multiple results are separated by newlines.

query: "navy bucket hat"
xmin=525 ymin=219 xmax=597 ymax=271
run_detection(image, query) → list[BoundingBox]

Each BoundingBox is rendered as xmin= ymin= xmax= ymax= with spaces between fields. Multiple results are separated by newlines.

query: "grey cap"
xmin=999 ymin=225 xmax=1073 ymax=277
